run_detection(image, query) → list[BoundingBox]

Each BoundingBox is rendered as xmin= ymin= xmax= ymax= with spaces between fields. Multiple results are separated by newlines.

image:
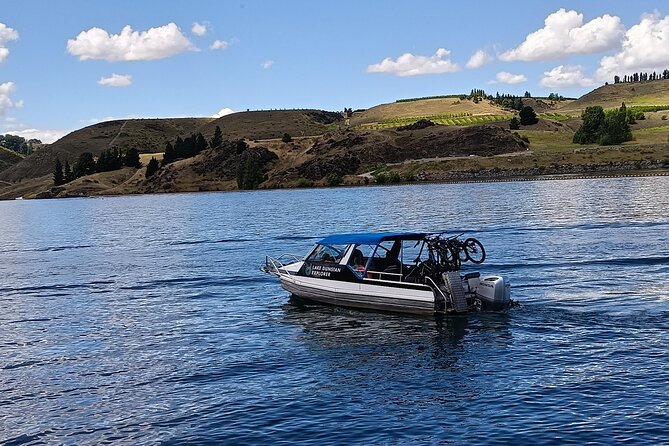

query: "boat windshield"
xmin=306 ymin=244 xmax=349 ymax=263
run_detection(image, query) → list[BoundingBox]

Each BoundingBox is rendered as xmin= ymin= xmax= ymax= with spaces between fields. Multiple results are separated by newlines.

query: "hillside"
xmin=0 ymin=110 xmax=342 ymax=184
xmin=559 ymin=79 xmax=669 ymax=113
xmin=0 ymin=118 xmax=210 ymax=182
xmin=0 ymin=146 xmax=24 ymax=173
xmin=199 ymin=109 xmax=342 ymax=141
xmin=351 ymin=97 xmax=512 ymax=126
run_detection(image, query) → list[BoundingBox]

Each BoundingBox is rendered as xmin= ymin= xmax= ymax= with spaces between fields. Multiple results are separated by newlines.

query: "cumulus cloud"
xmin=261 ymin=60 xmax=274 ymax=69
xmin=540 ymin=65 xmax=595 ymax=89
xmin=0 ymin=82 xmax=19 ymax=115
xmin=210 ymin=39 xmax=229 ymax=50
xmin=0 ymin=23 xmax=19 ymax=63
xmin=367 ymin=48 xmax=460 ymax=77
xmin=97 ymin=73 xmax=132 ymax=87
xmin=490 ymin=72 xmax=527 ymax=85
xmin=211 ymin=107 xmax=235 ymax=118
xmin=67 ymin=23 xmax=194 ymax=62
xmin=500 ymin=9 xmax=624 ymax=61
xmin=596 ymin=13 xmax=669 ymax=81
xmin=466 ymin=49 xmax=493 ymax=69
xmin=191 ymin=22 xmax=208 ymax=36
xmin=5 ymin=128 xmax=69 ymax=144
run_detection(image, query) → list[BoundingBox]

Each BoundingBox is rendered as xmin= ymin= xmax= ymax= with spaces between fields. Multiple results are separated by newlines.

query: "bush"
xmin=519 ymin=106 xmax=539 ymax=125
xmin=326 ymin=173 xmax=343 ymax=186
xmin=662 ymin=115 xmax=667 ymax=121
xmin=520 ymin=135 xmax=530 ymax=143
xmin=509 ymin=117 xmax=520 ymax=130
xmin=282 ymin=133 xmax=292 ymax=143
xmin=296 ymin=178 xmax=313 ymax=188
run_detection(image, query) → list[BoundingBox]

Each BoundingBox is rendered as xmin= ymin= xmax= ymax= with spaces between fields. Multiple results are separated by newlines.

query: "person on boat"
xmin=349 ymin=248 xmax=366 ymax=276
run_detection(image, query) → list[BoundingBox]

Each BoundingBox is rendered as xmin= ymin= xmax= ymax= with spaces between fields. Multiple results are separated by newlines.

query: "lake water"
xmin=1 ymin=177 xmax=669 ymax=445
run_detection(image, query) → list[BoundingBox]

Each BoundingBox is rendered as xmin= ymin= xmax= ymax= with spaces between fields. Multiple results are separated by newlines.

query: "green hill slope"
xmin=559 ymin=79 xmax=669 ymax=113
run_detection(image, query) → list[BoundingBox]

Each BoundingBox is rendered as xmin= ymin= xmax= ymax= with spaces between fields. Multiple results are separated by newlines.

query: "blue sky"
xmin=1 ymin=0 xmax=668 ymax=142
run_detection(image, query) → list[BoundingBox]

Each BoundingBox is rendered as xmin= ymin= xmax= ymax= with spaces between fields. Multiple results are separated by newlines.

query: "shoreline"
xmin=3 ymin=168 xmax=669 ymax=201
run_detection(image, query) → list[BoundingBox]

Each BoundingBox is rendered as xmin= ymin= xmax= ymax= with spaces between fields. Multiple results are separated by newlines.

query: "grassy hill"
xmin=199 ymin=109 xmax=342 ymax=141
xmin=0 ymin=118 xmax=210 ymax=182
xmin=0 ymin=146 xmax=24 ymax=173
xmin=351 ymin=97 xmax=512 ymax=126
xmin=559 ymin=79 xmax=669 ymax=113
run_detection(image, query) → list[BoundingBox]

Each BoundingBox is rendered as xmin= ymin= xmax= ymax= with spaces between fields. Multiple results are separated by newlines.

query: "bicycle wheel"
xmin=463 ymin=238 xmax=486 ymax=264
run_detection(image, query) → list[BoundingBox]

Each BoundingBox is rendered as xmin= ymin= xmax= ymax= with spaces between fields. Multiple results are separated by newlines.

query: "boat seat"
xmin=463 ymin=272 xmax=480 ymax=280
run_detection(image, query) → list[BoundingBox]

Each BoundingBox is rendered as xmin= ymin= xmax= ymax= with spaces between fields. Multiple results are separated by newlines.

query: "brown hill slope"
xmin=199 ymin=109 xmax=342 ymax=141
xmin=559 ymin=79 xmax=669 ymax=113
xmin=0 ymin=118 xmax=209 ymax=182
xmin=0 ymin=146 xmax=23 ymax=173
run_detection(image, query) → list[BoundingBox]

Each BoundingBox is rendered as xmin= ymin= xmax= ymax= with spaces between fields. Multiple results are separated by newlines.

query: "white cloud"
xmin=367 ymin=48 xmax=460 ymax=77
xmin=97 ymin=73 xmax=132 ymax=87
xmin=210 ymin=39 xmax=229 ymax=50
xmin=540 ymin=65 xmax=595 ymax=89
xmin=67 ymin=23 xmax=194 ymax=62
xmin=261 ymin=60 xmax=274 ymax=69
xmin=211 ymin=107 xmax=235 ymax=118
xmin=596 ymin=13 xmax=669 ymax=81
xmin=500 ymin=9 xmax=624 ymax=61
xmin=490 ymin=71 xmax=527 ymax=85
xmin=191 ymin=22 xmax=208 ymax=36
xmin=0 ymin=23 xmax=19 ymax=63
xmin=0 ymin=82 xmax=19 ymax=115
xmin=4 ymin=128 xmax=70 ymax=144
xmin=466 ymin=49 xmax=493 ymax=69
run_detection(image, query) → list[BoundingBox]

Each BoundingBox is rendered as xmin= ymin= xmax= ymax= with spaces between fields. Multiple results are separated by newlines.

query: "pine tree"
xmin=573 ymin=106 xmax=606 ymax=144
xmin=145 ymin=157 xmax=159 ymax=178
xmin=64 ymin=160 xmax=73 ymax=183
xmin=210 ymin=125 xmax=223 ymax=148
xmin=509 ymin=117 xmax=520 ymax=130
xmin=53 ymin=158 xmax=64 ymax=186
xmin=124 ymin=148 xmax=141 ymax=168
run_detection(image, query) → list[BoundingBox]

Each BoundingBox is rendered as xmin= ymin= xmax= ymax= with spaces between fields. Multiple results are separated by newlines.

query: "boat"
xmin=263 ymin=232 xmax=511 ymax=315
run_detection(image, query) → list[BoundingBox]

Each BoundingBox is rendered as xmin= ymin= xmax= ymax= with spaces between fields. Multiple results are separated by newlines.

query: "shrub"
xmin=520 ymin=135 xmax=530 ymax=143
xmin=509 ymin=117 xmax=520 ymax=130
xmin=519 ymin=106 xmax=539 ymax=125
xmin=296 ymin=178 xmax=313 ymax=188
xmin=662 ymin=115 xmax=667 ymax=121
xmin=282 ymin=133 xmax=292 ymax=143
xmin=326 ymin=173 xmax=343 ymax=186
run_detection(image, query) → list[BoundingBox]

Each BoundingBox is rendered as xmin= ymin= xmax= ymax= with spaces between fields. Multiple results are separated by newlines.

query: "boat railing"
xmin=263 ymin=254 xmax=302 ymax=276
xmin=365 ymin=270 xmax=403 ymax=282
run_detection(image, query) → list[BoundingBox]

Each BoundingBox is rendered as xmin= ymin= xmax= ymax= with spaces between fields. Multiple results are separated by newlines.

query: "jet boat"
xmin=263 ymin=232 xmax=510 ymax=315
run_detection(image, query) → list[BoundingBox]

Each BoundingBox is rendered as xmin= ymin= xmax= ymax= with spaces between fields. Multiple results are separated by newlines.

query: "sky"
xmin=1 ymin=0 xmax=669 ymax=143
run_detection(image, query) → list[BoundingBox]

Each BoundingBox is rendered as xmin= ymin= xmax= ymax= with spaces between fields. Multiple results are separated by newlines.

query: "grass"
xmin=627 ymin=125 xmax=669 ymax=145
xmin=539 ymin=113 xmax=574 ymax=121
xmin=357 ymin=113 xmax=510 ymax=130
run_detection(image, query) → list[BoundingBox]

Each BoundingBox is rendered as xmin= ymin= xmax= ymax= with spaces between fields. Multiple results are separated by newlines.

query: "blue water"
xmin=1 ymin=177 xmax=669 ymax=445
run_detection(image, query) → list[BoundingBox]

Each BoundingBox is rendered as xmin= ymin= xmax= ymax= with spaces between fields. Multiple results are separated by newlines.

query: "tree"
xmin=519 ymin=106 xmax=538 ymax=125
xmin=145 ymin=157 xmax=159 ymax=178
xmin=282 ymin=133 xmax=292 ymax=143
xmin=74 ymin=152 xmax=96 ymax=177
xmin=64 ymin=160 xmax=73 ymax=183
xmin=124 ymin=148 xmax=142 ymax=168
xmin=53 ymin=158 xmax=64 ymax=186
xmin=162 ymin=142 xmax=175 ymax=165
xmin=509 ymin=117 xmax=520 ymax=130
xmin=210 ymin=125 xmax=223 ymax=148
xmin=524 ymin=91 xmax=531 ymax=98
xmin=600 ymin=103 xmax=632 ymax=145
xmin=573 ymin=106 xmax=605 ymax=144
xmin=237 ymin=157 xmax=264 ymax=189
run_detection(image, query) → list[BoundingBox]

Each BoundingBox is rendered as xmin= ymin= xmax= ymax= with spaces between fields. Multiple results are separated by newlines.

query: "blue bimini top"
xmin=317 ymin=232 xmax=427 ymax=246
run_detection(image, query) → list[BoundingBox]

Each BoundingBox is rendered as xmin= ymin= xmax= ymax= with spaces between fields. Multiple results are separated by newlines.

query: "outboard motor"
xmin=475 ymin=276 xmax=511 ymax=310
